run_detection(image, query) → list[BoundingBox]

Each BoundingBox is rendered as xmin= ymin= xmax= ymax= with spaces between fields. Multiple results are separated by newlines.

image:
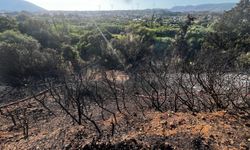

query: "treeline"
xmin=0 ymin=0 xmax=249 ymax=88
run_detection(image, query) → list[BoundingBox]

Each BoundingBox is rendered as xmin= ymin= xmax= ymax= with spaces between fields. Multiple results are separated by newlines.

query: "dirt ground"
xmin=0 ymin=97 xmax=250 ymax=150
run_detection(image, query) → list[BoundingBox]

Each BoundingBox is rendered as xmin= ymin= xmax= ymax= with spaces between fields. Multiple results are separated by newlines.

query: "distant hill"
xmin=169 ymin=3 xmax=236 ymax=12
xmin=0 ymin=0 xmax=46 ymax=12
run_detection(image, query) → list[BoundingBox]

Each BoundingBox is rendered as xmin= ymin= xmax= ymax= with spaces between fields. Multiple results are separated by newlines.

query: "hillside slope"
xmin=0 ymin=0 xmax=45 ymax=12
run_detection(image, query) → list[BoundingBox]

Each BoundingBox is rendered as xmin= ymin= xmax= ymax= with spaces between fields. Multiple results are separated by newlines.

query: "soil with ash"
xmin=0 ymin=98 xmax=250 ymax=150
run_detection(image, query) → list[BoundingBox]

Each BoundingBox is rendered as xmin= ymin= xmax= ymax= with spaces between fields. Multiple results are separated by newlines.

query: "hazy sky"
xmin=25 ymin=0 xmax=240 ymax=11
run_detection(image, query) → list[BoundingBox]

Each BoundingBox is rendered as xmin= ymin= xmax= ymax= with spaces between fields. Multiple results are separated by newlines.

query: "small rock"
xmin=178 ymin=119 xmax=185 ymax=125
xmin=169 ymin=122 xmax=177 ymax=129
xmin=160 ymin=120 xmax=167 ymax=125
xmin=209 ymin=135 xmax=215 ymax=140
xmin=64 ymin=144 xmax=72 ymax=150
xmin=201 ymin=116 xmax=206 ymax=121
xmin=230 ymin=140 xmax=234 ymax=145
xmin=240 ymin=142 xmax=248 ymax=150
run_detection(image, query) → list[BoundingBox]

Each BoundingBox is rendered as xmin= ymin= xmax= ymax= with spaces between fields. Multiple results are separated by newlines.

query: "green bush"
xmin=0 ymin=30 xmax=62 ymax=87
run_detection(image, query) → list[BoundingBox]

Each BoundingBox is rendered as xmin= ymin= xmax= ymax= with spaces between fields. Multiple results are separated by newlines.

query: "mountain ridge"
xmin=0 ymin=0 xmax=46 ymax=12
xmin=0 ymin=1 xmax=236 ymax=12
xmin=169 ymin=3 xmax=236 ymax=12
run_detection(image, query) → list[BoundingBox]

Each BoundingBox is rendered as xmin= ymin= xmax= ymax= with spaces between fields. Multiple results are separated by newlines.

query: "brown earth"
xmin=0 ymin=97 xmax=250 ymax=150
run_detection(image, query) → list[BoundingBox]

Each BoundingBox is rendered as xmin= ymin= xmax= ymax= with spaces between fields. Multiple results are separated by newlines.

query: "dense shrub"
xmin=0 ymin=30 xmax=62 ymax=87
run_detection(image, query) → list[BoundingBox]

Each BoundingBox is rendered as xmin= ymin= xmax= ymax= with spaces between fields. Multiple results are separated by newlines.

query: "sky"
xmin=25 ymin=0 xmax=240 ymax=11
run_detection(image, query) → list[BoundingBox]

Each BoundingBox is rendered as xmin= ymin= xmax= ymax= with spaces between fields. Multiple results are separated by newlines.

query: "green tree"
xmin=18 ymin=16 xmax=61 ymax=49
xmin=201 ymin=0 xmax=250 ymax=69
xmin=61 ymin=44 xmax=82 ymax=72
xmin=0 ymin=30 xmax=61 ymax=87
xmin=62 ymin=45 xmax=79 ymax=61
xmin=77 ymin=30 xmax=112 ymax=61
xmin=0 ymin=16 xmax=17 ymax=32
xmin=173 ymin=15 xmax=195 ymax=64
xmin=111 ymin=26 xmax=155 ymax=70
